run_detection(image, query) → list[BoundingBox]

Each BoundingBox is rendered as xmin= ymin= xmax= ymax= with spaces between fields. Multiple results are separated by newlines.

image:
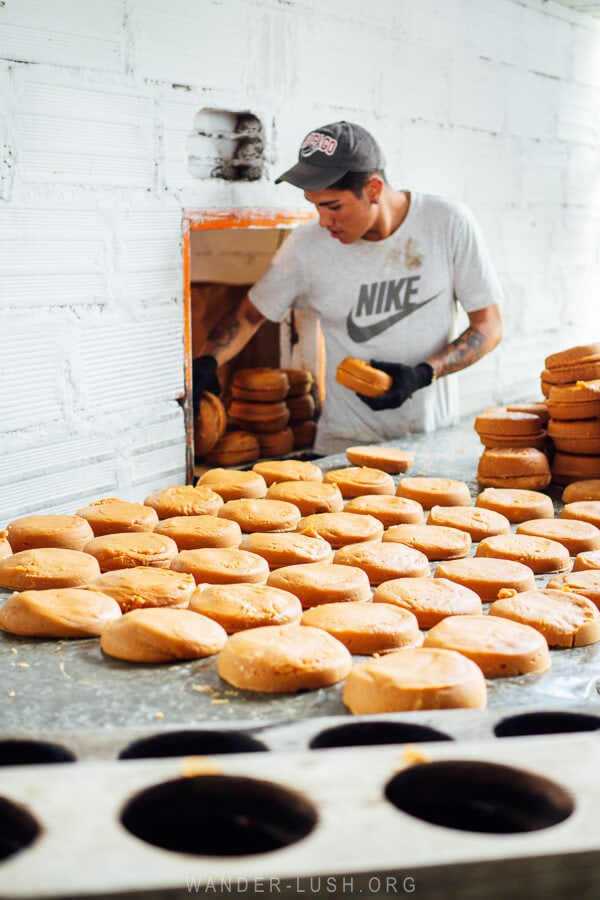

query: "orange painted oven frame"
xmin=182 ymin=207 xmax=315 ymax=482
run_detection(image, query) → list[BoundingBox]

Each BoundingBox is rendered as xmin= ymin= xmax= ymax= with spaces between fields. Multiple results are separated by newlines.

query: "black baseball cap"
xmin=275 ymin=121 xmax=385 ymax=191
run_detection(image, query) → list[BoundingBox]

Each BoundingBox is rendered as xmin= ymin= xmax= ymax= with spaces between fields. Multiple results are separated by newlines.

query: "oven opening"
xmin=183 ymin=210 xmax=324 ymax=481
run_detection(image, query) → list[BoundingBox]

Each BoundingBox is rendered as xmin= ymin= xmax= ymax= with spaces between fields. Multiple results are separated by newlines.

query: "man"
xmin=193 ymin=121 xmax=503 ymax=456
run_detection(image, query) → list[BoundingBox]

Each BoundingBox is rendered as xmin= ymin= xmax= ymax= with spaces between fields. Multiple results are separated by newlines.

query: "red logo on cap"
xmin=300 ymin=132 xmax=338 ymax=158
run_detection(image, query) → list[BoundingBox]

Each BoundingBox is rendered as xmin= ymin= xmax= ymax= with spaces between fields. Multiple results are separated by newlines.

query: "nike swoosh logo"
xmin=346 ymin=292 xmax=442 ymax=343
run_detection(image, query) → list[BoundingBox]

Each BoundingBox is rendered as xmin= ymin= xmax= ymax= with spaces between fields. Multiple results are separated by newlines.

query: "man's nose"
xmin=318 ymin=208 xmax=334 ymax=228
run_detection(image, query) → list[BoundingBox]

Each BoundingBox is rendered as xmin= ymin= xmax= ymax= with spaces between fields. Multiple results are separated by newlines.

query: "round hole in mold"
xmin=309 ymin=721 xmax=452 ymax=749
xmin=0 ymin=739 xmax=75 ymax=766
xmin=118 ymin=729 xmax=267 ymax=760
xmin=494 ymin=711 xmax=600 ymax=738
xmin=385 ymin=760 xmax=574 ymax=834
xmin=0 ymin=796 xmax=40 ymax=862
xmin=121 ymin=774 xmax=318 ymax=856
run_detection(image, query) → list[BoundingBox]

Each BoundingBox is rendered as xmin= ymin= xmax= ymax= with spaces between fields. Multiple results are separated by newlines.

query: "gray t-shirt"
xmin=249 ymin=192 xmax=503 ymax=455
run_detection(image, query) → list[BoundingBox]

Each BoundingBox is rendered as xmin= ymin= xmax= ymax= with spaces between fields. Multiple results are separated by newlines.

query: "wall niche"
xmin=187 ymin=109 xmax=264 ymax=182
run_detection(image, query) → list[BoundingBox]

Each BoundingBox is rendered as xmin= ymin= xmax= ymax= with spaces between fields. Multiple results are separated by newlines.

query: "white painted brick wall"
xmin=1 ymin=317 xmax=65 ymax=430
xmin=1 ymin=0 xmax=600 ymax=525
xmin=466 ymin=0 xmax=524 ymax=69
xmin=13 ymin=68 xmax=155 ymax=188
xmin=461 ymin=134 xmax=522 ymax=209
xmin=0 ymin=404 xmax=185 ymax=517
xmin=522 ymin=143 xmax=568 ymax=205
xmin=406 ymin=0 xmax=475 ymax=53
xmin=521 ymin=4 xmax=573 ymax=78
xmin=132 ymin=0 xmax=250 ymax=86
xmin=572 ymin=20 xmax=600 ymax=85
xmin=558 ymin=81 xmax=600 ymax=144
xmin=566 ymin=143 xmax=600 ymax=205
xmin=0 ymin=207 xmax=110 ymax=307
xmin=400 ymin=122 xmax=468 ymax=197
xmin=449 ymin=53 xmax=508 ymax=134
xmin=0 ymin=0 xmax=123 ymax=72
xmin=508 ymin=70 xmax=560 ymax=140
xmin=380 ymin=43 xmax=449 ymax=125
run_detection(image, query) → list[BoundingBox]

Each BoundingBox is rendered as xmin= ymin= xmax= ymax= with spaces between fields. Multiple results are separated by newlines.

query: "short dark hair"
xmin=328 ymin=169 xmax=387 ymax=197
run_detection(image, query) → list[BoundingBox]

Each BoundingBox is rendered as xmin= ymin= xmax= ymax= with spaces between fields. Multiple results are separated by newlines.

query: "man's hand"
xmin=192 ymin=355 xmax=221 ymax=418
xmin=358 ymin=360 xmax=434 ymax=411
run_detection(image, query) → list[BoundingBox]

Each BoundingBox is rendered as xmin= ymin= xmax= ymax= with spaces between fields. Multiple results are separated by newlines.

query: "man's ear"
xmin=366 ymin=175 xmax=384 ymax=204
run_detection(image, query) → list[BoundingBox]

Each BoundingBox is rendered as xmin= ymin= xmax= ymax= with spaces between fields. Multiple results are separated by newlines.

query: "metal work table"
xmin=1 ymin=419 xmax=598 ymax=738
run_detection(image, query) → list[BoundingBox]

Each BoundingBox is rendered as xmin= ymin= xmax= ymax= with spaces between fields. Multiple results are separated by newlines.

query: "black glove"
xmin=192 ymin=355 xmax=221 ymax=417
xmin=358 ymin=360 xmax=434 ymax=411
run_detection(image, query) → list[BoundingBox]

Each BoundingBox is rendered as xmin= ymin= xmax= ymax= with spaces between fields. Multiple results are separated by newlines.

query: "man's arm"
xmin=426 ymin=303 xmax=503 ymax=378
xmin=361 ymin=303 xmax=503 ymax=411
xmin=192 ymin=295 xmax=266 ymax=412
xmin=199 ymin=295 xmax=266 ymax=366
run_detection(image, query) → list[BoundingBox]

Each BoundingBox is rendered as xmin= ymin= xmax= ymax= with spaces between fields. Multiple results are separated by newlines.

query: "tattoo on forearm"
xmin=434 ymin=326 xmax=489 ymax=377
xmin=207 ymin=312 xmax=241 ymax=353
